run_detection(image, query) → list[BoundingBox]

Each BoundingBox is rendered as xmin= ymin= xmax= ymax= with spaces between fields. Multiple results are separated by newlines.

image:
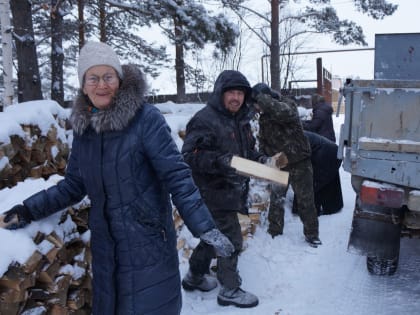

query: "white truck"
xmin=338 ymin=33 xmax=420 ymax=275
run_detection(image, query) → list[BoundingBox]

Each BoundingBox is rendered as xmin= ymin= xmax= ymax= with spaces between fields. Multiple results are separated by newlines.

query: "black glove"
xmin=252 ymin=83 xmax=280 ymax=100
xmin=200 ymin=228 xmax=235 ymax=257
xmin=2 ymin=205 xmax=33 ymax=230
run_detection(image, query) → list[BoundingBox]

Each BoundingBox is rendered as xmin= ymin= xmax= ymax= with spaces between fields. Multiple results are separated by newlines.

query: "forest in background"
xmin=0 ymin=0 xmax=398 ymax=109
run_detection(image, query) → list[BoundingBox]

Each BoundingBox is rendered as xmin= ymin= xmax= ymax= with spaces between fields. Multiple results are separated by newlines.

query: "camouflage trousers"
xmin=268 ymin=184 xmax=287 ymax=237
xmin=268 ymin=158 xmax=319 ymax=237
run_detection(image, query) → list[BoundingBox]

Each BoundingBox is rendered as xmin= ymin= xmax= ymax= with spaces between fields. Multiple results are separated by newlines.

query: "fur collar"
xmin=70 ymin=64 xmax=147 ymax=135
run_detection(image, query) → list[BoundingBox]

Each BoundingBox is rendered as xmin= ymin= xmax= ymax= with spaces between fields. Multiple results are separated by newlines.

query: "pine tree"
xmin=106 ymin=0 xmax=239 ymax=102
xmin=10 ymin=0 xmax=43 ymax=102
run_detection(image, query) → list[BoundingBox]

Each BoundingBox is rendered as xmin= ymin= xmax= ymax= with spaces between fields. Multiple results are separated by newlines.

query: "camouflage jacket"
xmin=256 ymin=93 xmax=311 ymax=165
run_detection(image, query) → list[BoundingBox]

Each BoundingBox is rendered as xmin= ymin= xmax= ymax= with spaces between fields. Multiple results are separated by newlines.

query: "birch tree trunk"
xmin=0 ymin=0 xmax=14 ymax=109
xmin=50 ymin=0 xmax=64 ymax=106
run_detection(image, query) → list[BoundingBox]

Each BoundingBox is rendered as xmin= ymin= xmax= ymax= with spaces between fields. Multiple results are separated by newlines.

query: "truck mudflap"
xmin=347 ymin=197 xmax=402 ymax=259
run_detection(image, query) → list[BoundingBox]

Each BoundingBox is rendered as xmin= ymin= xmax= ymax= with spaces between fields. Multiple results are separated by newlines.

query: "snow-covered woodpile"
xmin=0 ymin=123 xmax=70 ymax=190
xmin=0 ymin=110 xmax=91 ymax=314
xmin=0 ymin=206 xmax=92 ymax=315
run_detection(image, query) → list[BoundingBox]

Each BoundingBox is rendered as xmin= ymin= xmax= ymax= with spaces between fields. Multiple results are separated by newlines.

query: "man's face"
xmin=223 ymin=89 xmax=245 ymax=113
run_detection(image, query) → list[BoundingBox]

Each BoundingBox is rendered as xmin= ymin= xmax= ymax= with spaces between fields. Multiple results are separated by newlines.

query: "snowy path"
xmin=180 ymin=169 xmax=420 ymax=315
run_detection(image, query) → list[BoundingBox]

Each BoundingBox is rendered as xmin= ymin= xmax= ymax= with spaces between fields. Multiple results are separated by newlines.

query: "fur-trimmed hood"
xmin=70 ymin=64 xmax=147 ymax=135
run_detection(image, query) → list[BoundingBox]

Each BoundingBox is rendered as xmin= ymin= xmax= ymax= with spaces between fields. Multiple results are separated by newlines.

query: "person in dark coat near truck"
xmin=304 ymin=130 xmax=343 ymax=215
xmin=302 ymin=93 xmax=336 ymax=142
xmin=181 ymin=70 xmax=284 ymax=308
xmin=0 ymin=42 xmax=234 ymax=315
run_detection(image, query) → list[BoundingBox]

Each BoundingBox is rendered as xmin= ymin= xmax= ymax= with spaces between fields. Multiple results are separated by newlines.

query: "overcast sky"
xmin=311 ymin=0 xmax=419 ymax=80
xmin=244 ymin=0 xmax=420 ymax=83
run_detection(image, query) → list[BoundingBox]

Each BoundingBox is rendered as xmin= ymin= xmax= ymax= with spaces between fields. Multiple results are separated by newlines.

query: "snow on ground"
xmin=179 ymin=112 xmax=420 ymax=315
xmin=1 ymin=101 xmax=420 ymax=315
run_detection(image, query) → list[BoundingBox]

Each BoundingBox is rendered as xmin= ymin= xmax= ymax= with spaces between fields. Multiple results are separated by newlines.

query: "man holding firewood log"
xmin=181 ymin=70 xmax=286 ymax=309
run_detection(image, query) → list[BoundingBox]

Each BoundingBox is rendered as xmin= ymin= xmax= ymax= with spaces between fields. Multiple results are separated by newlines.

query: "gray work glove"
xmin=200 ymin=228 xmax=235 ymax=257
xmin=1 ymin=204 xmax=33 ymax=230
xmin=265 ymin=152 xmax=288 ymax=169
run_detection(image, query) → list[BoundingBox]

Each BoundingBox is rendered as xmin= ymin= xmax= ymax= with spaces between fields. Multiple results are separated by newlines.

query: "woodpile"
xmin=0 ymin=123 xmax=70 ymax=190
xmin=0 ymin=206 xmax=92 ymax=315
xmin=238 ymin=203 xmax=268 ymax=239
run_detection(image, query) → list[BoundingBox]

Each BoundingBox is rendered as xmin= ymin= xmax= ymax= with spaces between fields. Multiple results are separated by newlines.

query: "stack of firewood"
xmin=238 ymin=203 xmax=268 ymax=238
xmin=0 ymin=206 xmax=92 ymax=315
xmin=0 ymin=124 xmax=70 ymax=190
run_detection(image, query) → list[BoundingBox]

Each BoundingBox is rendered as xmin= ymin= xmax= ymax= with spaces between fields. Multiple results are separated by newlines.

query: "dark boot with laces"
xmin=217 ymin=286 xmax=259 ymax=308
xmin=182 ymin=270 xmax=217 ymax=292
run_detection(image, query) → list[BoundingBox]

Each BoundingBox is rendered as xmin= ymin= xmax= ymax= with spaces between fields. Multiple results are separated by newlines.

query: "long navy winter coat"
xmin=181 ymin=70 xmax=264 ymax=214
xmin=22 ymin=65 xmax=215 ymax=314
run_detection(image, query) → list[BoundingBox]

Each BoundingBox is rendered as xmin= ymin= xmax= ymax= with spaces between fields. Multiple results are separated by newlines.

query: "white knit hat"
xmin=77 ymin=41 xmax=123 ymax=86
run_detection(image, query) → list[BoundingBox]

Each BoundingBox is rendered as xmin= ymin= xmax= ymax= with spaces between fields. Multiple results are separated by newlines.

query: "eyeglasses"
xmin=85 ymin=73 xmax=119 ymax=86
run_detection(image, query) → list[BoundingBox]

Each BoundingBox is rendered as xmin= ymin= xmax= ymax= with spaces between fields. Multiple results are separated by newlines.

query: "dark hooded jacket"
xmin=302 ymin=99 xmax=336 ymax=142
xmin=304 ymin=131 xmax=341 ymax=192
xmin=181 ymin=70 xmax=264 ymax=214
xmin=22 ymin=64 xmax=215 ymax=315
xmin=305 ymin=131 xmax=343 ymax=214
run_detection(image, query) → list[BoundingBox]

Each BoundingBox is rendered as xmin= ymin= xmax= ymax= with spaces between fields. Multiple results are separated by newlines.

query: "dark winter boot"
xmin=217 ymin=286 xmax=259 ymax=308
xmin=182 ymin=270 xmax=217 ymax=292
xmin=267 ymin=223 xmax=283 ymax=238
xmin=305 ymin=235 xmax=322 ymax=248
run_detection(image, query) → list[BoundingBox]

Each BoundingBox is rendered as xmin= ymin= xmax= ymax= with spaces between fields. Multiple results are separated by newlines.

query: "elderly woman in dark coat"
xmin=1 ymin=42 xmax=233 ymax=315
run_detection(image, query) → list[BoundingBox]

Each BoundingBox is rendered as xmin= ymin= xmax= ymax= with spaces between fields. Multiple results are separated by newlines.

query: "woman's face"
xmin=82 ymin=65 xmax=120 ymax=109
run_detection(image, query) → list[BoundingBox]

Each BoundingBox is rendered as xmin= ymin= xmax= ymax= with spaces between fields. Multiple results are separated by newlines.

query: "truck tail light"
xmin=360 ymin=181 xmax=404 ymax=208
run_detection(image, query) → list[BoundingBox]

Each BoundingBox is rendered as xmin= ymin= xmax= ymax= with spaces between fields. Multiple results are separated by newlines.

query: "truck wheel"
xmin=366 ymin=255 xmax=399 ymax=276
